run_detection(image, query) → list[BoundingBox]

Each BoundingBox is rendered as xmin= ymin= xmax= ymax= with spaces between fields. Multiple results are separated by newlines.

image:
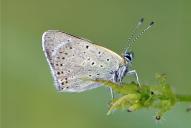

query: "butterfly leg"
xmin=109 ymin=87 xmax=114 ymax=99
xmin=126 ymin=70 xmax=141 ymax=86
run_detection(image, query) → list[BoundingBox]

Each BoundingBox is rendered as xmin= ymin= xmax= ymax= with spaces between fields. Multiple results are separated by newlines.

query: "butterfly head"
xmin=124 ymin=50 xmax=134 ymax=63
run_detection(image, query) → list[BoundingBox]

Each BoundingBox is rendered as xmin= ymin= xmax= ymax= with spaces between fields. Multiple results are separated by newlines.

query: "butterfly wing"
xmin=42 ymin=30 xmax=124 ymax=92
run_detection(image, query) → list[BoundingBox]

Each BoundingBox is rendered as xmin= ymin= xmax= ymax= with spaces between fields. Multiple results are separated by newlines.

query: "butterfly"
xmin=42 ymin=18 xmax=154 ymax=95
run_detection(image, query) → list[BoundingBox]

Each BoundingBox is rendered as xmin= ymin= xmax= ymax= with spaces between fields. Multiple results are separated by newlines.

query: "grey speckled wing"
xmin=42 ymin=30 xmax=124 ymax=92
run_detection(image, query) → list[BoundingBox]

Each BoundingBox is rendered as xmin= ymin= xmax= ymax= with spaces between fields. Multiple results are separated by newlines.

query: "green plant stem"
xmin=176 ymin=94 xmax=191 ymax=102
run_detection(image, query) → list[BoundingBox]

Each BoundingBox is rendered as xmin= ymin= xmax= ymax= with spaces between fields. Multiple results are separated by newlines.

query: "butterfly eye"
xmin=125 ymin=55 xmax=132 ymax=62
xmin=124 ymin=52 xmax=134 ymax=62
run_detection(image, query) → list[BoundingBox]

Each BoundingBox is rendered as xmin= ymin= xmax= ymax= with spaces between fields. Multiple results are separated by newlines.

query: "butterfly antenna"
xmin=128 ymin=21 xmax=155 ymax=51
xmin=126 ymin=18 xmax=144 ymax=52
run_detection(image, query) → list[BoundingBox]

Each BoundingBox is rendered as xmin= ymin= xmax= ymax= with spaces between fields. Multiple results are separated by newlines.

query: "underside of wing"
xmin=42 ymin=30 xmax=124 ymax=92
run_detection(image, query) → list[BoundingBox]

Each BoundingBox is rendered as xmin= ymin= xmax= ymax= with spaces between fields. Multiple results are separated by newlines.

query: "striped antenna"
xmin=127 ymin=18 xmax=144 ymax=43
xmin=125 ymin=18 xmax=144 ymax=52
xmin=127 ymin=21 xmax=155 ymax=51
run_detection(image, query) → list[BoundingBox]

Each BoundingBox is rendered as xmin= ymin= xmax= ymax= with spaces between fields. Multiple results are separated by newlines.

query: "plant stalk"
xmin=176 ymin=94 xmax=191 ymax=102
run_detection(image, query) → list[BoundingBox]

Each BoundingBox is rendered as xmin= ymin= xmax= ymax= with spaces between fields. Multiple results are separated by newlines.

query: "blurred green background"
xmin=2 ymin=0 xmax=191 ymax=128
